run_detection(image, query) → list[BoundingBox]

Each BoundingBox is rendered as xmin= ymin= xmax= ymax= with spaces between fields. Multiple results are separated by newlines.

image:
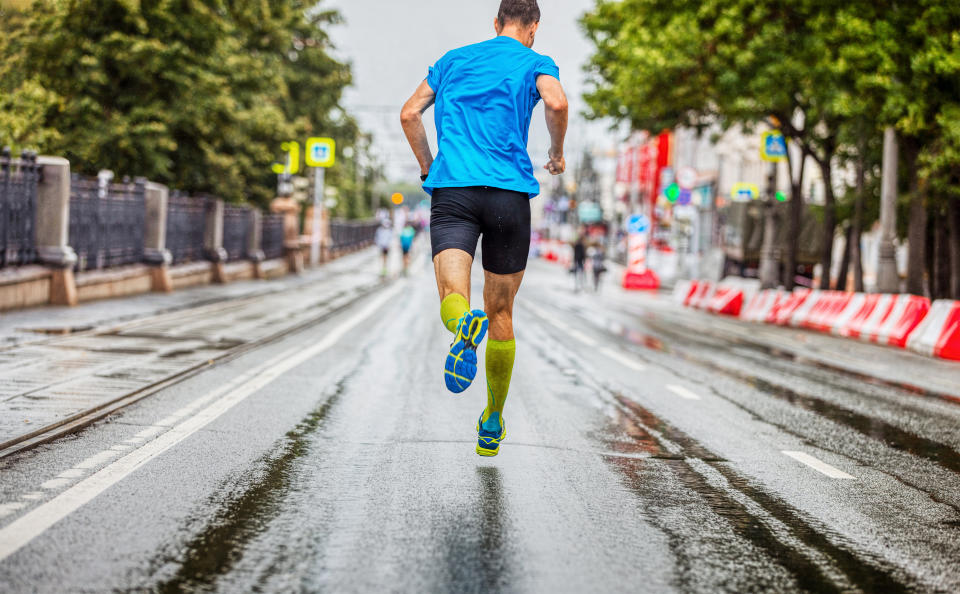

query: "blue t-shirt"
xmin=423 ymin=36 xmax=560 ymax=199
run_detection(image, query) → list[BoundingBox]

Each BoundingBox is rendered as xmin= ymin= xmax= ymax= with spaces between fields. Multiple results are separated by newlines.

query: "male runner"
xmin=400 ymin=0 xmax=568 ymax=456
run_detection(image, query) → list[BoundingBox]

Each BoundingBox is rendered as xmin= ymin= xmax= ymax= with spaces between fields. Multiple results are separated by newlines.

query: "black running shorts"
xmin=430 ymin=186 xmax=531 ymax=275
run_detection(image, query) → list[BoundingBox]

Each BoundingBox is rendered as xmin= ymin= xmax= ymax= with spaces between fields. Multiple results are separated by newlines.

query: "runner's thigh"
xmin=479 ymin=188 xmax=531 ymax=275
xmin=430 ymin=187 xmax=482 ymax=259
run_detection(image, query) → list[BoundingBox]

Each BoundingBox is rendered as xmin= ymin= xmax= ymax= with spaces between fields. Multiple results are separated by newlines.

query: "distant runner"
xmin=374 ymin=219 xmax=392 ymax=277
xmin=401 ymin=0 xmax=568 ymax=456
xmin=400 ymin=223 xmax=416 ymax=275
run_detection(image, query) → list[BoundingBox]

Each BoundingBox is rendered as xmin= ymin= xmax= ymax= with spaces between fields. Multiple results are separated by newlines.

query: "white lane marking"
xmin=601 ymin=347 xmax=646 ymax=371
xmin=124 ymin=437 xmax=145 ymax=444
xmin=57 ymin=469 xmax=85 ymax=479
xmin=20 ymin=492 xmax=43 ymax=501
xmin=133 ymin=425 xmax=166 ymax=439
xmin=110 ymin=444 xmax=132 ymax=452
xmin=75 ymin=450 xmax=122 ymax=469
xmin=782 ymin=451 xmax=855 ymax=479
xmin=0 ymin=283 xmax=401 ymax=563
xmin=40 ymin=478 xmax=71 ymax=490
xmin=529 ymin=308 xmax=599 ymax=347
xmin=0 ymin=503 xmax=25 ymax=518
xmin=666 ymin=384 xmax=702 ymax=401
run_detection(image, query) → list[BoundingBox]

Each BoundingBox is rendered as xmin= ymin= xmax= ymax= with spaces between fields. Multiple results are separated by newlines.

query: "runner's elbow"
xmin=545 ymin=96 xmax=568 ymax=114
xmin=400 ymin=106 xmax=421 ymax=126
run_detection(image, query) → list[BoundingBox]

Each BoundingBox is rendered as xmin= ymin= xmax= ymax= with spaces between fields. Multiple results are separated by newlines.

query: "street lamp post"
xmin=759 ymin=161 xmax=779 ymax=289
xmin=877 ymin=126 xmax=899 ymax=293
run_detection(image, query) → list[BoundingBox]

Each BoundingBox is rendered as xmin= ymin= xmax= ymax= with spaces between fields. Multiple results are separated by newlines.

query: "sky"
xmin=327 ymin=0 xmax=616 ymax=181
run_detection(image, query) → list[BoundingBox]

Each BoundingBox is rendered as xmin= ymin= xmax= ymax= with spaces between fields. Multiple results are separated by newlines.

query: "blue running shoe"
xmin=444 ymin=309 xmax=488 ymax=393
xmin=476 ymin=412 xmax=506 ymax=457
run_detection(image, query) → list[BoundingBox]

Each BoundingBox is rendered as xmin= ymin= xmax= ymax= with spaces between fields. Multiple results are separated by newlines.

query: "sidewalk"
xmin=604 ymin=277 xmax=960 ymax=399
xmin=0 ymin=249 xmax=387 ymax=457
xmin=538 ymin=258 xmax=960 ymax=399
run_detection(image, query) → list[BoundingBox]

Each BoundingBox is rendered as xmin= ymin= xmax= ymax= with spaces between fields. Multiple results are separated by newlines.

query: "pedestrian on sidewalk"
xmin=571 ymin=233 xmax=586 ymax=292
xmin=401 ymin=0 xmax=568 ymax=456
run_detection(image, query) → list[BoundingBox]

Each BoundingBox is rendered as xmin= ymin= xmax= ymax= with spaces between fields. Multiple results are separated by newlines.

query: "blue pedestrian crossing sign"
xmin=306 ymin=137 xmax=336 ymax=168
xmin=627 ymin=213 xmax=650 ymax=234
xmin=761 ymin=131 xmax=788 ymax=162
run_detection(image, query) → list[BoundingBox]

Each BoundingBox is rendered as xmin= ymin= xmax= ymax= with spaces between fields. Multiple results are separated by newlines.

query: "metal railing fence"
xmin=68 ymin=175 xmax=146 ymax=272
xmin=0 ymin=149 xmax=40 ymax=267
xmin=165 ymin=192 xmax=207 ymax=265
xmin=330 ymin=219 xmax=378 ymax=251
xmin=262 ymin=214 xmax=285 ymax=260
xmin=222 ymin=204 xmax=250 ymax=262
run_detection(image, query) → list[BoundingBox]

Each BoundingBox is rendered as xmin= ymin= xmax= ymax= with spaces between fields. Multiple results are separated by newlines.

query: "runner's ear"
xmin=494 ymin=17 xmax=502 ymax=35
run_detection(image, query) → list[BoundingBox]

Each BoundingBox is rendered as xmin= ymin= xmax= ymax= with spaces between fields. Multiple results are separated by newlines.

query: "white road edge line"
xmin=666 ymin=384 xmax=702 ymax=401
xmin=600 ymin=347 xmax=646 ymax=371
xmin=0 ymin=283 xmax=402 ymax=563
xmin=781 ymin=450 xmax=855 ymax=479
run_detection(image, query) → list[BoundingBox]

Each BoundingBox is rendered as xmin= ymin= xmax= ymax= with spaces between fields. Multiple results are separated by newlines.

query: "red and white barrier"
xmin=906 ymin=300 xmax=960 ymax=360
xmin=770 ymin=289 xmax=810 ymax=325
xmin=838 ymin=293 xmax=892 ymax=338
xmin=689 ymin=281 xmax=716 ymax=310
xmin=673 ymin=280 xmax=697 ymax=305
xmin=873 ymin=294 xmax=930 ymax=348
xmin=676 ymin=277 xmax=958 ymax=362
xmin=741 ymin=289 xmax=783 ymax=322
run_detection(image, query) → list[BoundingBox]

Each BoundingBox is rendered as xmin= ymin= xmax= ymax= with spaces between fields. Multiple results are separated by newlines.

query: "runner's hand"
xmin=544 ymin=152 xmax=565 ymax=175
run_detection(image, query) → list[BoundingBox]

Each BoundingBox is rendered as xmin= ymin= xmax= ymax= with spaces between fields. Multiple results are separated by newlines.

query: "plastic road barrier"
xmin=770 ymin=288 xmax=810 ymax=325
xmin=839 ymin=294 xmax=890 ymax=338
xmin=828 ymin=293 xmax=868 ymax=336
xmin=741 ymin=289 xmax=781 ymax=322
xmin=906 ymin=300 xmax=960 ymax=360
xmin=789 ymin=290 xmax=822 ymax=327
xmin=674 ymin=280 xmax=697 ymax=305
xmin=874 ymin=294 xmax=930 ymax=348
xmin=708 ymin=285 xmax=745 ymax=316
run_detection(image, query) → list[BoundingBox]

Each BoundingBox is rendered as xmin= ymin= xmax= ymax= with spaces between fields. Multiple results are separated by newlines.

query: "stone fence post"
xmin=204 ymin=198 xmax=228 ymax=283
xmin=144 ymin=182 xmax=173 ymax=292
xmin=35 ymin=156 xmax=78 ymax=305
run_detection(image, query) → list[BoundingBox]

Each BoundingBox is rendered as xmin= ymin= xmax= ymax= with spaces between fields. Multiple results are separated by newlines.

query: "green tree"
xmin=1 ymin=0 xmax=371 ymax=214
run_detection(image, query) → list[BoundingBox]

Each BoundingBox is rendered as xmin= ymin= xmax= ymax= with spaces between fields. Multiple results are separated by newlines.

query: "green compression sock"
xmin=440 ymin=293 xmax=470 ymax=334
xmin=482 ymin=339 xmax=515 ymax=432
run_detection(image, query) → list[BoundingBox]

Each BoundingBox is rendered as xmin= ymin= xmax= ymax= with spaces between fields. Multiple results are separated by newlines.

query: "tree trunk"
xmin=851 ymin=148 xmax=865 ymax=292
xmin=905 ymin=144 xmax=927 ymax=295
xmin=932 ymin=207 xmax=950 ymax=299
xmin=818 ymin=156 xmax=837 ymax=289
xmin=783 ymin=148 xmax=807 ymax=289
xmin=836 ymin=224 xmax=852 ymax=291
xmin=947 ymin=196 xmax=960 ymax=299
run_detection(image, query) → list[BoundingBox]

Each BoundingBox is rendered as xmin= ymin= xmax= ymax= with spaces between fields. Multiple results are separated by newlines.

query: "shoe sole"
xmin=444 ymin=311 xmax=488 ymax=394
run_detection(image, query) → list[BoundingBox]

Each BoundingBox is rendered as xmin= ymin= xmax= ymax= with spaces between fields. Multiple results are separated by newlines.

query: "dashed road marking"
xmin=20 ymin=492 xmax=43 ymax=501
xmin=75 ymin=450 xmax=122 ymax=469
xmin=56 ymin=469 xmax=85 ymax=479
xmin=528 ymin=307 xmax=599 ymax=347
xmin=0 ymin=282 xmax=402 ymax=563
xmin=0 ymin=503 xmax=25 ymax=519
xmin=782 ymin=451 xmax=855 ymax=479
xmin=601 ymin=347 xmax=646 ymax=371
xmin=666 ymin=384 xmax=702 ymax=401
xmin=40 ymin=478 xmax=71 ymax=490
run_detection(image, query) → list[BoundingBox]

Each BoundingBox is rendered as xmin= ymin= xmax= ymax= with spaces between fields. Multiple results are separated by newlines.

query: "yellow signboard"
xmin=306 ymin=137 xmax=336 ymax=168
xmin=271 ymin=141 xmax=300 ymax=174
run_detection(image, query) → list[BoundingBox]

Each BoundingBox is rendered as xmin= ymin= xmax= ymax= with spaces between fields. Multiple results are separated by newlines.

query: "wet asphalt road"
xmin=1 ymin=252 xmax=959 ymax=593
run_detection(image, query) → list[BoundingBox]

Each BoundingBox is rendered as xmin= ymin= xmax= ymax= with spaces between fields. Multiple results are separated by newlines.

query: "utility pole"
xmin=877 ymin=126 xmax=899 ymax=293
xmin=759 ymin=161 xmax=779 ymax=288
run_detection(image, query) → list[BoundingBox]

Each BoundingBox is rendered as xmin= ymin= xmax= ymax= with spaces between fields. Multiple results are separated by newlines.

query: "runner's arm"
xmin=400 ymin=80 xmax=436 ymax=177
xmin=537 ymin=74 xmax=568 ymax=175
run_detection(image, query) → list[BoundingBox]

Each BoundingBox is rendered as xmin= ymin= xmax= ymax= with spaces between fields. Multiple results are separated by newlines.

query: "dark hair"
xmin=498 ymin=0 xmax=540 ymax=27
